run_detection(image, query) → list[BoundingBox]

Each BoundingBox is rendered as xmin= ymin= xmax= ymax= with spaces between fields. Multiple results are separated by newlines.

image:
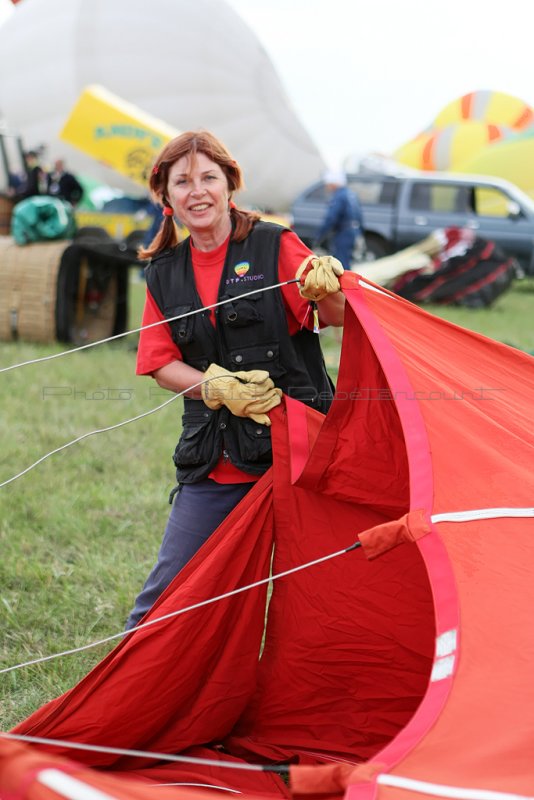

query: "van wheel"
xmin=360 ymin=234 xmax=391 ymax=262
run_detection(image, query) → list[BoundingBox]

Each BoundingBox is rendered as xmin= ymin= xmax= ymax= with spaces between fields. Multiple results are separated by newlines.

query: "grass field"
xmin=1 ymin=272 xmax=533 ymax=731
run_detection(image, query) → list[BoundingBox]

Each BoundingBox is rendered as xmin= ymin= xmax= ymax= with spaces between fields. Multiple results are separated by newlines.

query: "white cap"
xmin=323 ymin=169 xmax=347 ymax=186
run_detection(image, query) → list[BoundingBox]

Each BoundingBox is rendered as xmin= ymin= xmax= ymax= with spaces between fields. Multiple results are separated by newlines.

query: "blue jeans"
xmin=125 ymin=480 xmax=254 ymax=629
xmin=333 ymin=229 xmax=357 ymax=270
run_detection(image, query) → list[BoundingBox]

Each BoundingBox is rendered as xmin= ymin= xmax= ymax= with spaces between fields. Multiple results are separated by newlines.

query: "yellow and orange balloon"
xmin=433 ymin=89 xmax=533 ymax=131
xmin=395 ymin=120 xmax=511 ymax=171
xmin=393 ymin=90 xmax=534 ymax=197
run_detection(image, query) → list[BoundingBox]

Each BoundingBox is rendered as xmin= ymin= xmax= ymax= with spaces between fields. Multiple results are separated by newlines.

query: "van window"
xmin=379 ymin=181 xmax=399 ymax=205
xmin=409 ymin=183 xmax=474 ymax=213
xmin=349 ymin=179 xmax=398 ymax=206
xmin=473 ymin=186 xmax=515 ymax=217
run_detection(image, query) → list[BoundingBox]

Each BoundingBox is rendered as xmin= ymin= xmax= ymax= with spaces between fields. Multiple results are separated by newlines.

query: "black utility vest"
xmin=145 ymin=222 xmax=333 ymax=484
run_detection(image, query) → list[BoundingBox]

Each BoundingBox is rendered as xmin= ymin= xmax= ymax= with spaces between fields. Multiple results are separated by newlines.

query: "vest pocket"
xmin=228 ymin=342 xmax=287 ymax=379
xmin=173 ymin=410 xmax=217 ymax=468
xmin=220 ymin=294 xmax=263 ymax=328
xmin=164 ymin=303 xmax=195 ymax=345
xmin=236 ymin=418 xmax=273 ymax=464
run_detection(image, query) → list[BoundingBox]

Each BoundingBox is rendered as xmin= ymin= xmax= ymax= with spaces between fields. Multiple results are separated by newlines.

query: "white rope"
xmin=0 ymin=543 xmax=358 ymax=675
xmin=0 ymin=732 xmax=281 ymax=775
xmin=431 ymin=508 xmax=534 ymax=523
xmin=377 ymin=773 xmax=534 ymax=800
xmin=150 ymin=784 xmax=240 ymax=792
xmin=37 ymin=770 xmax=119 ymax=800
xmin=0 ymin=278 xmax=302 ymax=488
xmin=0 ymin=278 xmax=299 ymax=374
xmin=0 ymin=379 xmax=208 ymax=489
xmin=0 ymin=366 xmax=292 ymax=488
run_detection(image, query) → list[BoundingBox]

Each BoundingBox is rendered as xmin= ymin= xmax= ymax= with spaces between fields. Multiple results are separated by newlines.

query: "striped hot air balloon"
xmin=433 ymin=89 xmax=534 ymax=131
xmin=459 ymin=126 xmax=534 ymax=199
xmin=394 ymin=120 xmax=511 ymax=172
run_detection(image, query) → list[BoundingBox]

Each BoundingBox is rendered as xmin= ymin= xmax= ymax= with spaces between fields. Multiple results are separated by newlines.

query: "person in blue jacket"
xmin=314 ymin=170 xmax=364 ymax=270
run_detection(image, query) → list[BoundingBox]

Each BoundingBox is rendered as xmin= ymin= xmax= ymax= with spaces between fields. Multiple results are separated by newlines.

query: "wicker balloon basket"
xmin=0 ymin=236 xmax=129 ymax=344
xmin=0 ymin=196 xmax=15 ymax=236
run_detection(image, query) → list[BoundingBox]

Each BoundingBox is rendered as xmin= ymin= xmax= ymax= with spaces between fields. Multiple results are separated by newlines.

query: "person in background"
xmin=18 ymin=150 xmax=47 ymax=199
xmin=7 ymin=170 xmax=24 ymax=196
xmin=125 ymin=129 xmax=345 ymax=630
xmin=314 ymin=169 xmax=364 ymax=270
xmin=46 ymin=158 xmax=84 ymax=207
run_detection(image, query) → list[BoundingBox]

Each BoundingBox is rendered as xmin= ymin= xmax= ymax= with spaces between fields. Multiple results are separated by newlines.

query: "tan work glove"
xmin=201 ymin=363 xmax=282 ymax=426
xmin=295 ymin=254 xmax=344 ymax=301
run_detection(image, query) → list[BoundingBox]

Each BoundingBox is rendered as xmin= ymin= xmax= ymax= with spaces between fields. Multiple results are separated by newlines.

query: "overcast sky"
xmin=2 ymin=0 xmax=532 ymax=173
xmin=226 ymin=0 xmax=534 ymax=168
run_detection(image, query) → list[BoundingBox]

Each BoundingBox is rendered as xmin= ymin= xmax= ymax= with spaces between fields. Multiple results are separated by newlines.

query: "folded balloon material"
xmin=390 ymin=226 xmax=517 ymax=307
xmin=11 ymin=197 xmax=76 ymax=245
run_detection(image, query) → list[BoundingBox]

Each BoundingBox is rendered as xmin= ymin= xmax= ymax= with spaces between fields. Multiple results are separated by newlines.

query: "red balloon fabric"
xmin=3 ymin=272 xmax=534 ymax=800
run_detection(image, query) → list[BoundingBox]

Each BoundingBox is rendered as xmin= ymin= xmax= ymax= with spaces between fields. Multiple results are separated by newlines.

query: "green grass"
xmin=0 ymin=271 xmax=532 ymax=730
xmin=0 ymin=274 xmax=179 ymax=727
xmin=424 ymin=276 xmax=534 ymax=354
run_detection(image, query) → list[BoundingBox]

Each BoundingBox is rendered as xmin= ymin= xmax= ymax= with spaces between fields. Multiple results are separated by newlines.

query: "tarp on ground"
xmin=1 ymin=271 xmax=534 ymax=800
xmin=11 ymin=196 xmax=76 ymax=245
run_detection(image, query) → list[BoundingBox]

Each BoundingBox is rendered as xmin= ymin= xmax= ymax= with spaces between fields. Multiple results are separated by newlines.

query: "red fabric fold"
xmin=12 ymin=475 xmax=276 ymax=774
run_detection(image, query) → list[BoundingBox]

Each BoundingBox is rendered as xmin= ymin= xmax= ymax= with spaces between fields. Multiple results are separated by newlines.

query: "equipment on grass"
xmin=0 ymin=229 xmax=139 ymax=344
xmin=357 ymin=227 xmax=518 ymax=307
xmin=0 ymin=130 xmax=143 ymax=345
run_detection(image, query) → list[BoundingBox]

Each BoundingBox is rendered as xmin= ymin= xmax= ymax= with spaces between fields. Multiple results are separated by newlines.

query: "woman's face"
xmin=166 ymin=152 xmax=231 ymax=240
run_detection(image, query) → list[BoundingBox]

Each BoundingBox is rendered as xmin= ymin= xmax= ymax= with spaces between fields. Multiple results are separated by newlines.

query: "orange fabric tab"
xmin=358 ymin=509 xmax=431 ymax=560
xmin=290 ymin=760 xmax=387 ymax=795
xmin=290 ymin=763 xmax=358 ymax=796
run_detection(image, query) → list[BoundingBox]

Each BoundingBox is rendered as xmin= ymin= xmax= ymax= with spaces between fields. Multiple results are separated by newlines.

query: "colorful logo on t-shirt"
xmin=234 ymin=261 xmax=250 ymax=277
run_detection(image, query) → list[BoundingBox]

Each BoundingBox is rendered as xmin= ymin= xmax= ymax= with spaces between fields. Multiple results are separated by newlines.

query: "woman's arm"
xmin=317 ymin=291 xmax=345 ymax=327
xmin=153 ymin=360 xmax=205 ymax=399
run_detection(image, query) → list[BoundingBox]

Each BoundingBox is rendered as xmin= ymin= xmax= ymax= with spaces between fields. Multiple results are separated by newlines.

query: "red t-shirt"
xmin=136 ymin=229 xmax=314 ymax=484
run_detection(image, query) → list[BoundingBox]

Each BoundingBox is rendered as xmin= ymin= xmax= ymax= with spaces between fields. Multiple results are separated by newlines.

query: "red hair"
xmin=139 ymin=130 xmax=260 ymax=259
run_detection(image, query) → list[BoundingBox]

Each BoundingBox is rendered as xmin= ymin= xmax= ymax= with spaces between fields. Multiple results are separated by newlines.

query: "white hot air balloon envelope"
xmin=0 ymin=0 xmax=325 ymax=209
xmin=0 ymin=0 xmax=13 ymax=26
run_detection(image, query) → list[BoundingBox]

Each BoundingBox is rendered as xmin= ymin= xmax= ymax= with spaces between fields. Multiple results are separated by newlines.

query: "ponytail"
xmin=230 ymin=205 xmax=261 ymax=242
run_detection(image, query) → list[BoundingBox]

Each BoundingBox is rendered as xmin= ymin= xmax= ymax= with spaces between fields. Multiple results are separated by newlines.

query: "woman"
xmin=126 ymin=130 xmax=345 ymax=630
